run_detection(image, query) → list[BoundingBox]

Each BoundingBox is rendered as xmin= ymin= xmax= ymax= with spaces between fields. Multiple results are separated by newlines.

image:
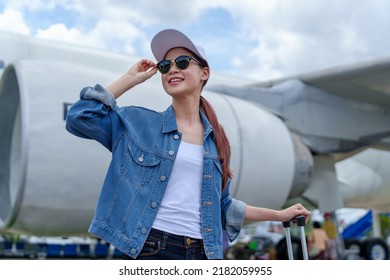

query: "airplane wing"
xmin=253 ymin=56 xmax=390 ymax=108
xmin=209 ymin=58 xmax=390 ymax=154
xmin=291 ymin=57 xmax=390 ymax=150
xmin=255 ymin=56 xmax=390 ymax=150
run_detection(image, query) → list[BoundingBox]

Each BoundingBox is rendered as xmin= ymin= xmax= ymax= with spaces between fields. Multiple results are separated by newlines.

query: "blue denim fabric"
xmin=122 ymin=228 xmax=208 ymax=260
xmin=65 ymin=84 xmax=246 ymax=259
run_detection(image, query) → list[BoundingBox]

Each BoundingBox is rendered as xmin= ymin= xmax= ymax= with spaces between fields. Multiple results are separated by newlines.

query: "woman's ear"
xmin=201 ymin=67 xmax=210 ymax=82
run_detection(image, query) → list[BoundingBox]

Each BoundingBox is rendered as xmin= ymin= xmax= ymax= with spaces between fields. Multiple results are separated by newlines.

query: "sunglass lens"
xmin=158 ymin=60 xmax=171 ymax=74
xmin=176 ymin=56 xmax=190 ymax=70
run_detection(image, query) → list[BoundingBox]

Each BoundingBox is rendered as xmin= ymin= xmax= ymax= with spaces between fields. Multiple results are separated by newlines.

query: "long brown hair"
xmin=200 ymin=96 xmax=233 ymax=193
xmin=192 ymin=52 xmax=233 ymax=192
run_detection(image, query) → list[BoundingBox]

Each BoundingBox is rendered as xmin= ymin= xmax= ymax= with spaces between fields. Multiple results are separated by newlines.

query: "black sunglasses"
xmin=157 ymin=55 xmax=202 ymax=74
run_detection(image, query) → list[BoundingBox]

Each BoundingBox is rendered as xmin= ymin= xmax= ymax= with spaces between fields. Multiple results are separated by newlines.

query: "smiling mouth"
xmin=169 ymin=77 xmax=183 ymax=84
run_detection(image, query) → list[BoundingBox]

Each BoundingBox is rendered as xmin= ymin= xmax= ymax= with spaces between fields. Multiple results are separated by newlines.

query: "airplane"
xmin=0 ymin=30 xmax=389 ymax=259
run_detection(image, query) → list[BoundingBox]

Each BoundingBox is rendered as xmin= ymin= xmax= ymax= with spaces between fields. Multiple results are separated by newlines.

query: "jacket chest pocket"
xmin=121 ymin=142 xmax=162 ymax=187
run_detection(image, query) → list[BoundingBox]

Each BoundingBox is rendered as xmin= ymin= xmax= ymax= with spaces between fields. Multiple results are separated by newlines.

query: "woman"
xmin=66 ymin=29 xmax=310 ymax=260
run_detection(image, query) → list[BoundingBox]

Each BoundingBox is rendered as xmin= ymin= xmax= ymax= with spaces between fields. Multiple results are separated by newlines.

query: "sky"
xmin=0 ymin=0 xmax=389 ymax=82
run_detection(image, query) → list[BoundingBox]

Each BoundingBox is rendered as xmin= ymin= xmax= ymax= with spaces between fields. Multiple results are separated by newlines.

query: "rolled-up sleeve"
xmin=80 ymin=84 xmax=117 ymax=109
xmin=66 ymin=84 xmax=120 ymax=151
xmin=224 ymin=198 xmax=246 ymax=242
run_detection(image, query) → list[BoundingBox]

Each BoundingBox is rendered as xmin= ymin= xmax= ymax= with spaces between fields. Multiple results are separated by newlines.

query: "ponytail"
xmin=200 ymin=96 xmax=233 ymax=193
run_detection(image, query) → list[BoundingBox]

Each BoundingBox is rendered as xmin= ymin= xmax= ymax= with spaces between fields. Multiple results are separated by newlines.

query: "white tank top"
xmin=152 ymin=141 xmax=203 ymax=239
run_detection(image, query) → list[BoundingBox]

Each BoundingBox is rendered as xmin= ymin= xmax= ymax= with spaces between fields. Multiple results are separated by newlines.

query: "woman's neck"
xmin=172 ymin=100 xmax=203 ymax=145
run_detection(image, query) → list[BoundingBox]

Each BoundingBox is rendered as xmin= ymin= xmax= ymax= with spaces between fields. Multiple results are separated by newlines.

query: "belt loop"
xmin=161 ymin=231 xmax=168 ymax=250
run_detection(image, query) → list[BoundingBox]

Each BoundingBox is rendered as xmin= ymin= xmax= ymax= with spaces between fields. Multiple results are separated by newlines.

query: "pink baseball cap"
xmin=151 ymin=29 xmax=209 ymax=68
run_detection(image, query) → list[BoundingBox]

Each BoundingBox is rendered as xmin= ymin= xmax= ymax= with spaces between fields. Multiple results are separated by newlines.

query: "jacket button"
xmin=168 ymin=150 xmax=175 ymax=156
xmin=173 ymin=134 xmax=179 ymax=140
xmin=141 ymin=228 xmax=147 ymax=234
xmin=151 ymin=202 xmax=157 ymax=208
xmin=138 ymin=156 xmax=144 ymax=162
xmin=130 ymin=248 xmax=137 ymax=254
xmin=160 ymin=175 xmax=166 ymax=182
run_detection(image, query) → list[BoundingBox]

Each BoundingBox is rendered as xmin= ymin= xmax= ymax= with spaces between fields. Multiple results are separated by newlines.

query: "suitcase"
xmin=282 ymin=215 xmax=309 ymax=260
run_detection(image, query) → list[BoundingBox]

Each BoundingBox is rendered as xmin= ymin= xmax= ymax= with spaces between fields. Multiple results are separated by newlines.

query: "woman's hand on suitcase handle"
xmin=282 ymin=203 xmax=311 ymax=225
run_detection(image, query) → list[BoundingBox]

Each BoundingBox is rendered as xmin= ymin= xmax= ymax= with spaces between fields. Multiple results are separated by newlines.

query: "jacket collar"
xmin=162 ymin=105 xmax=215 ymax=141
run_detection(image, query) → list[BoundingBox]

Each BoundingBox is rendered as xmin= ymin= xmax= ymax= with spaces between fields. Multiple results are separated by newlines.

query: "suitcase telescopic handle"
xmin=282 ymin=215 xmax=306 ymax=228
xmin=282 ymin=215 xmax=309 ymax=260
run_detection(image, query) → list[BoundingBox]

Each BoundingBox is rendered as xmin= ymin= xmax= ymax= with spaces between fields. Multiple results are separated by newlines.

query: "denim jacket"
xmin=65 ymin=84 xmax=246 ymax=259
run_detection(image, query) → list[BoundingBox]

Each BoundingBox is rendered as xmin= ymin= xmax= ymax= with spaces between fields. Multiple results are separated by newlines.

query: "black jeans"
xmin=122 ymin=228 xmax=208 ymax=260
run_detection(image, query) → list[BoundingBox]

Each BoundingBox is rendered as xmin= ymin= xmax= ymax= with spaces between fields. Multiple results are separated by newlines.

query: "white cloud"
xmin=33 ymin=18 xmax=145 ymax=56
xmin=212 ymin=0 xmax=390 ymax=79
xmin=83 ymin=0 xmax=215 ymax=26
xmin=36 ymin=23 xmax=83 ymax=44
xmin=0 ymin=0 xmax=76 ymax=11
xmin=0 ymin=7 xmax=30 ymax=35
xmin=84 ymin=19 xmax=143 ymax=55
